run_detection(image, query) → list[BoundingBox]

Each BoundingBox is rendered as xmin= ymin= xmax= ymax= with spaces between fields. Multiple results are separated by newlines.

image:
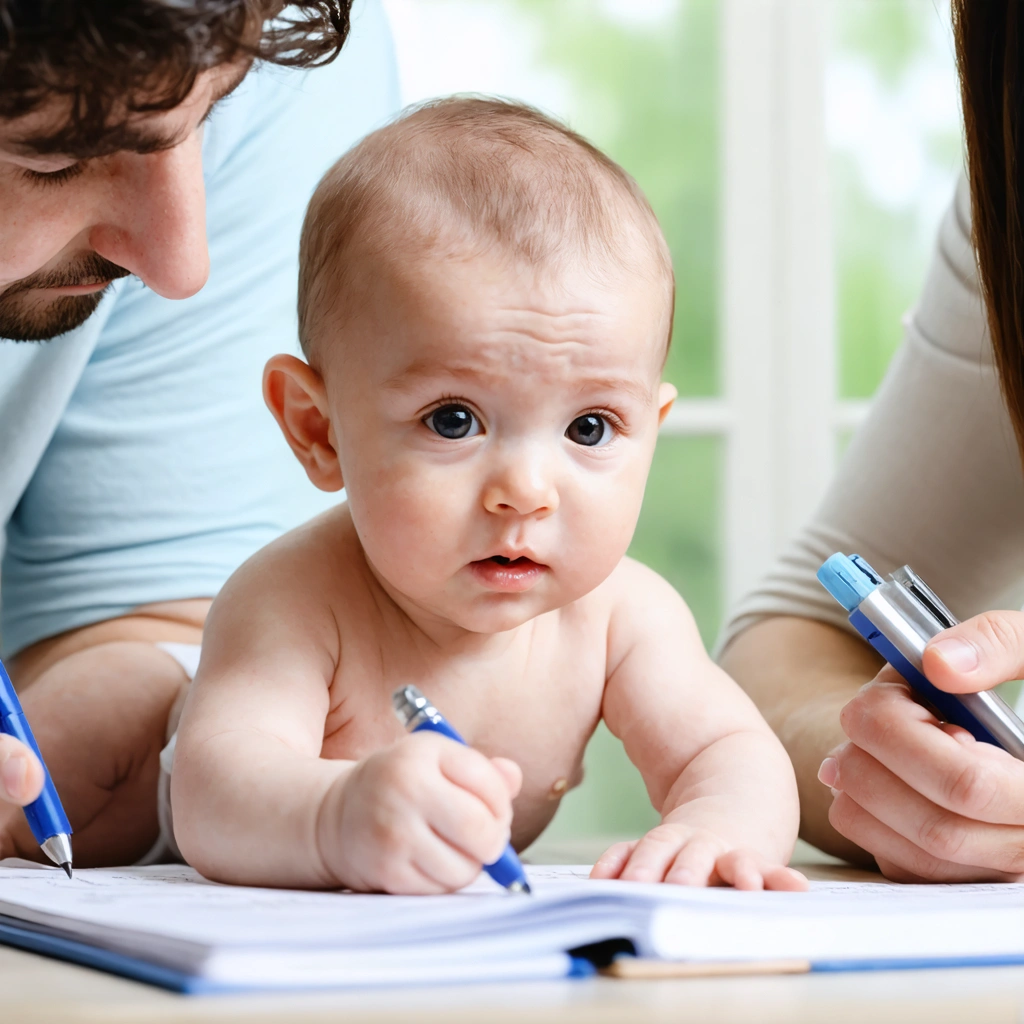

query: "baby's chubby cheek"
xmin=344 ymin=457 xmax=476 ymax=582
xmin=559 ymin=478 xmax=646 ymax=591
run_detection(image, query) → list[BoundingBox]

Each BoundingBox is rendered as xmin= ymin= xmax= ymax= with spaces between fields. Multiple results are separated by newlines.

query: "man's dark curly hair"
xmin=0 ymin=0 xmax=352 ymax=155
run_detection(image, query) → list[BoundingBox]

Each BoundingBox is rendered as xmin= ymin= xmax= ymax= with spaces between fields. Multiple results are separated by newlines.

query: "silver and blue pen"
xmin=0 ymin=655 xmax=73 ymax=877
xmin=392 ymin=685 xmax=531 ymax=894
xmin=818 ymin=553 xmax=1024 ymax=759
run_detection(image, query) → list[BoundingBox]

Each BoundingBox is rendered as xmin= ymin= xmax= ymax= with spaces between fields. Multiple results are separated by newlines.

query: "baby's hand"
xmin=320 ymin=731 xmax=521 ymax=894
xmin=591 ymin=824 xmax=807 ymax=891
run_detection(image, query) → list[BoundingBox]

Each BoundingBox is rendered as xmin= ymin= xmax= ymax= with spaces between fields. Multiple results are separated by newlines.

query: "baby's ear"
xmin=263 ymin=354 xmax=344 ymax=492
xmin=657 ymin=381 xmax=677 ymax=426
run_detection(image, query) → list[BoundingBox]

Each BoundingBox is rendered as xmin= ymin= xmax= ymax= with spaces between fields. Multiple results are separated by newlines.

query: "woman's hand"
xmin=820 ymin=610 xmax=1024 ymax=881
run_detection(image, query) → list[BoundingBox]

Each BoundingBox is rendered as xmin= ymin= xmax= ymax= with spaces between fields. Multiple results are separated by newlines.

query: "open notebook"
xmin=2 ymin=860 xmax=1024 ymax=993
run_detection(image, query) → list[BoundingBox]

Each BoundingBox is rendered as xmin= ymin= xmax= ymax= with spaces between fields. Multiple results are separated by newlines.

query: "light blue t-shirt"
xmin=0 ymin=1 xmax=399 ymax=656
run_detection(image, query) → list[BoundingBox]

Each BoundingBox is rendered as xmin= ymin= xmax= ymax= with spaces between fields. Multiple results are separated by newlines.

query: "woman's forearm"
xmin=719 ymin=616 xmax=883 ymax=863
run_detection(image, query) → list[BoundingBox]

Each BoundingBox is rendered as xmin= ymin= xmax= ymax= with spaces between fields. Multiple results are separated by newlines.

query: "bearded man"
xmin=0 ymin=0 xmax=397 ymax=864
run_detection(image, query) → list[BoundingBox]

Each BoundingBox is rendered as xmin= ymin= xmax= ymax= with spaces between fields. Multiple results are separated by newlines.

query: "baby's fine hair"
xmin=297 ymin=96 xmax=675 ymax=361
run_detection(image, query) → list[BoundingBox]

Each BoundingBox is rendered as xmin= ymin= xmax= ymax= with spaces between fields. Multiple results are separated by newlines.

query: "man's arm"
xmin=0 ymin=600 xmax=207 ymax=866
xmin=718 ymin=615 xmax=881 ymax=863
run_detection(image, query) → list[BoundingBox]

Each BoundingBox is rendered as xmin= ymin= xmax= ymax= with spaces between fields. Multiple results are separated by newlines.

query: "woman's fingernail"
xmin=1 ymin=753 xmax=27 ymax=801
xmin=818 ymin=757 xmax=839 ymax=788
xmin=929 ymin=637 xmax=979 ymax=673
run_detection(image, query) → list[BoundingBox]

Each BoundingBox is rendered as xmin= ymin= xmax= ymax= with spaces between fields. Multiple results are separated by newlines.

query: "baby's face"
xmin=321 ymin=252 xmax=675 ymax=634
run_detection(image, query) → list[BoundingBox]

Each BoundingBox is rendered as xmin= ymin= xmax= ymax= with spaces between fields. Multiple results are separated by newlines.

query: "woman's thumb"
xmin=924 ymin=610 xmax=1024 ymax=693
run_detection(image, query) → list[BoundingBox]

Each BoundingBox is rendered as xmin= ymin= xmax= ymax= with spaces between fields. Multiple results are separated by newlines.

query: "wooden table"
xmin=5 ymin=840 xmax=1024 ymax=1024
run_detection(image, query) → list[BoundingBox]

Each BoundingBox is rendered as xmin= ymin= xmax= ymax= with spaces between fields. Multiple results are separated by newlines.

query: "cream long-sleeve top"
xmin=720 ymin=175 xmax=1024 ymax=652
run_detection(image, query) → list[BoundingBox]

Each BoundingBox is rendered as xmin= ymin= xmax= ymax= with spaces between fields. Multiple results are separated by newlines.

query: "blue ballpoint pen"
xmin=0 ymin=656 xmax=73 ymax=876
xmin=392 ymin=685 xmax=531 ymax=894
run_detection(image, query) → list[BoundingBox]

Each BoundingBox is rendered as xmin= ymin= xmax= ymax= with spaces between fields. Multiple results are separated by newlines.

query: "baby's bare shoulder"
xmin=596 ymin=556 xmax=692 ymax=619
xmin=227 ymin=505 xmax=358 ymax=589
xmin=210 ymin=504 xmax=367 ymax=643
xmin=594 ymin=557 xmax=702 ymax=656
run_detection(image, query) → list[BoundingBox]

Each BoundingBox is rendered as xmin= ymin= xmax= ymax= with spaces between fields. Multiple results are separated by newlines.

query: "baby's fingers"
xmin=714 ymin=849 xmax=808 ymax=891
xmin=663 ymin=837 xmax=722 ymax=886
xmin=591 ymin=840 xmax=638 ymax=879
xmin=618 ymin=825 xmax=695 ymax=883
xmin=763 ymin=864 xmax=808 ymax=891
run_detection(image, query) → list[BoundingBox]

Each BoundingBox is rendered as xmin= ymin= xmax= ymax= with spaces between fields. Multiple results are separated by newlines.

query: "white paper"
xmin=2 ymin=859 xmax=1024 ymax=984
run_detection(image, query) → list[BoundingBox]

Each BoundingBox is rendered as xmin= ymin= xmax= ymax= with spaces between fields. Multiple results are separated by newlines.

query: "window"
xmin=380 ymin=0 xmax=962 ymax=843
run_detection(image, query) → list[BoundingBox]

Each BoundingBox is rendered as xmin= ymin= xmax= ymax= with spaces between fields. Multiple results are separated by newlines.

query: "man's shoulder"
xmin=201 ymin=0 xmax=398 ymax=185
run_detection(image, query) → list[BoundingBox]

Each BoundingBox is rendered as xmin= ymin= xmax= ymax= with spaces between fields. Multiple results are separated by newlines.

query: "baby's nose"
xmin=482 ymin=452 xmax=559 ymax=517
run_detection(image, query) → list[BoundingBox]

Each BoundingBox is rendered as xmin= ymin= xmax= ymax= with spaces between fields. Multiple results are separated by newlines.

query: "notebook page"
xmin=0 ymin=861 xmax=640 ymax=976
xmin=4 ymin=860 xmax=1024 ymax=974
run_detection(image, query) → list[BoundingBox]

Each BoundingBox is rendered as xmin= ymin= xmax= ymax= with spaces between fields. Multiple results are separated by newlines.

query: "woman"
xmin=721 ymin=0 xmax=1024 ymax=882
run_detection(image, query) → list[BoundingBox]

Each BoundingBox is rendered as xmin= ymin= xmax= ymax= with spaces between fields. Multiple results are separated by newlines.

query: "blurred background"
xmin=377 ymin=0 xmax=963 ymax=845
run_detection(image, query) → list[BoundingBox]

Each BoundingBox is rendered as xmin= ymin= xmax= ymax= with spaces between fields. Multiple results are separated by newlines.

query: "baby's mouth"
xmin=469 ymin=554 xmax=548 ymax=592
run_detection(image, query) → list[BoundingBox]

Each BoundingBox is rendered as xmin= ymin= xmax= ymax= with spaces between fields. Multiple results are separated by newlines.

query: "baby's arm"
xmin=172 ymin=539 xmax=518 ymax=891
xmin=592 ymin=560 xmax=805 ymax=890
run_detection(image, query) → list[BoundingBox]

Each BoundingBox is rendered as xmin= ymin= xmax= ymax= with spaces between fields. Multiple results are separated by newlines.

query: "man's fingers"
xmin=0 ymin=737 xmax=44 ymax=806
xmin=924 ymin=611 xmax=1024 ymax=693
xmin=828 ymin=791 xmax=1020 ymax=883
xmin=839 ymin=680 xmax=1024 ymax=825
xmin=832 ymin=742 xmax=1024 ymax=874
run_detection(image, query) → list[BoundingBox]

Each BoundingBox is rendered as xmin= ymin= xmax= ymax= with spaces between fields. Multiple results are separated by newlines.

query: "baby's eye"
xmin=566 ymin=414 xmax=612 ymax=447
xmin=425 ymin=403 xmax=481 ymax=439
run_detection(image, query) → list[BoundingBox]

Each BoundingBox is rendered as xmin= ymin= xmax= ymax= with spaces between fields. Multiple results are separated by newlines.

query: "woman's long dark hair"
xmin=954 ymin=0 xmax=1024 ymax=453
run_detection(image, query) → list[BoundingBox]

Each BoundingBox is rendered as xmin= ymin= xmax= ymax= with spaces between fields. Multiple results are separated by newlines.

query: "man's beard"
xmin=0 ymin=254 xmax=132 ymax=341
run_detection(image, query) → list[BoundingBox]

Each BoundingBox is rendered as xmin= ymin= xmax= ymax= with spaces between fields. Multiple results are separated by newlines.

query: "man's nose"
xmin=483 ymin=447 xmax=560 ymax=517
xmin=88 ymin=137 xmax=210 ymax=300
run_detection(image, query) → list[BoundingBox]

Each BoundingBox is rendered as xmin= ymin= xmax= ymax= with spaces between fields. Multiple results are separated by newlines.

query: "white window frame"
xmin=661 ymin=0 xmax=869 ymax=612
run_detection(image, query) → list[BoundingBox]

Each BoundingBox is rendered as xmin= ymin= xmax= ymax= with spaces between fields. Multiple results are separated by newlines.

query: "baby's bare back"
xmin=314 ymin=508 xmax=610 ymax=850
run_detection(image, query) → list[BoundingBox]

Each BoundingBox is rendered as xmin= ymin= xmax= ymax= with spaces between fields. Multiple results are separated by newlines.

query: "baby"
xmin=171 ymin=98 xmax=804 ymax=893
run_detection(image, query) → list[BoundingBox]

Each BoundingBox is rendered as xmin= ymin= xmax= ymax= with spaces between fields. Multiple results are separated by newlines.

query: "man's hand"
xmin=591 ymin=823 xmax=807 ymax=890
xmin=0 ymin=737 xmax=44 ymax=807
xmin=0 ymin=601 xmax=207 ymax=866
xmin=319 ymin=731 xmax=521 ymax=894
xmin=821 ymin=610 xmax=1024 ymax=882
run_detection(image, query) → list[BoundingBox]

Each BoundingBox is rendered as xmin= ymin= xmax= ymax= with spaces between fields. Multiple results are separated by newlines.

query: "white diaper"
xmin=135 ymin=641 xmax=201 ymax=866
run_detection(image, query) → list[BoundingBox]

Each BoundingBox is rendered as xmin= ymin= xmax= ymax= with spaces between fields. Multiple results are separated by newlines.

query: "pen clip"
xmin=891 ymin=566 xmax=959 ymax=630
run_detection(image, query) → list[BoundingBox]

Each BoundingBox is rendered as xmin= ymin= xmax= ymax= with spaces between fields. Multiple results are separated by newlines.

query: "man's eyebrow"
xmin=9 ymin=61 xmax=251 ymax=160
